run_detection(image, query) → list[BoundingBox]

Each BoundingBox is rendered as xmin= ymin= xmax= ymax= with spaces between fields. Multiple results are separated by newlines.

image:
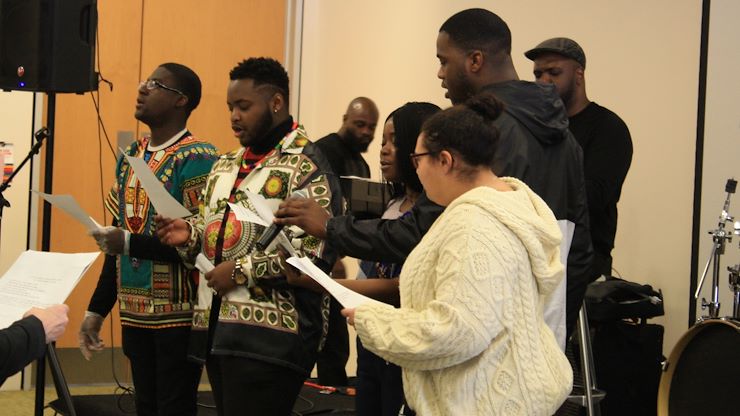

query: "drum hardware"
xmin=728 ymin=264 xmax=740 ymax=319
xmin=661 ymin=178 xmax=740 ymax=415
xmin=657 ymin=318 xmax=740 ymax=416
xmin=695 ymin=178 xmax=736 ymax=319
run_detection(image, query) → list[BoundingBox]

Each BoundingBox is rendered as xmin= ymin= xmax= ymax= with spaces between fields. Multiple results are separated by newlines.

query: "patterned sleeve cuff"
xmin=234 ymin=257 xmax=257 ymax=288
xmin=176 ymin=219 xmax=201 ymax=266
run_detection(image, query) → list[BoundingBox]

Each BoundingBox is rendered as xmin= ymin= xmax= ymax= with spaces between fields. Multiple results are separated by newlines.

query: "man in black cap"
xmin=526 ymin=37 xmax=633 ymax=279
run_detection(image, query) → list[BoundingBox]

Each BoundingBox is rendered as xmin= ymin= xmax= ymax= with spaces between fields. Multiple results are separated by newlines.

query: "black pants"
xmin=121 ymin=325 xmax=202 ymax=416
xmin=316 ymin=298 xmax=349 ymax=385
xmin=355 ymin=338 xmax=405 ymax=416
xmin=206 ymin=354 xmax=306 ymax=416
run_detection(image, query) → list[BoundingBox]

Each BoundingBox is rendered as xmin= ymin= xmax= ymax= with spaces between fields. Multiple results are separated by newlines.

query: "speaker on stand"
xmin=0 ymin=1 xmax=98 ymax=415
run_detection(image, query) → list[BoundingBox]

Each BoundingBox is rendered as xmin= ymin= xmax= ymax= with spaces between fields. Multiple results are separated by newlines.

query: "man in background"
xmin=526 ymin=37 xmax=632 ymax=279
xmin=315 ymin=97 xmax=379 ymax=181
xmin=527 ymin=37 xmax=634 ymax=416
xmin=313 ymin=97 xmax=379 ymax=386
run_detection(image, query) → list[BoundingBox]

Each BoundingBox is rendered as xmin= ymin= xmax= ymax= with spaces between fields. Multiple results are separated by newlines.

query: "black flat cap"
xmin=525 ymin=37 xmax=586 ymax=68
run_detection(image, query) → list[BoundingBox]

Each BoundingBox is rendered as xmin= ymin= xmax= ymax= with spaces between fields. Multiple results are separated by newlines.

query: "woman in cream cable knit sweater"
xmin=342 ymin=92 xmax=573 ymax=415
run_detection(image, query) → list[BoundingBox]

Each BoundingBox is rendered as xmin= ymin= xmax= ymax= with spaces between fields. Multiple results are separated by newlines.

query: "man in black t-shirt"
xmin=313 ymin=97 xmax=379 ymax=386
xmin=315 ymin=97 xmax=379 ymax=180
xmin=526 ymin=37 xmax=633 ymax=278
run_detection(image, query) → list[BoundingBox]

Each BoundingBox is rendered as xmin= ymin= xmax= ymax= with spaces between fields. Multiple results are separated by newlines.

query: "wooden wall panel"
xmin=140 ymin=0 xmax=287 ymax=153
xmin=47 ymin=0 xmax=286 ymax=349
xmin=48 ymin=0 xmax=144 ymax=348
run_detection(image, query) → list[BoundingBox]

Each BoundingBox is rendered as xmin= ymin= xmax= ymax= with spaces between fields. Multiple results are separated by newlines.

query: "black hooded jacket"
xmin=327 ymin=80 xmax=593 ymax=330
xmin=484 ymin=81 xmax=593 ymax=293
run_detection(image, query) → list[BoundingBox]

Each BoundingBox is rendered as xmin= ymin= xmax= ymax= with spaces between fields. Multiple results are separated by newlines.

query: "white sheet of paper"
xmin=243 ymin=191 xmax=274 ymax=222
xmin=287 ymin=256 xmax=385 ymax=309
xmin=543 ymin=220 xmax=576 ymax=350
xmin=276 ymin=233 xmax=298 ymax=257
xmin=241 ymin=192 xmax=299 ymax=255
xmin=0 ymin=250 xmax=100 ymax=329
xmin=195 ymin=253 xmax=215 ymax=274
xmin=228 ymin=202 xmax=269 ymax=227
xmin=121 ymin=151 xmax=192 ymax=218
xmin=34 ymin=191 xmax=101 ymax=232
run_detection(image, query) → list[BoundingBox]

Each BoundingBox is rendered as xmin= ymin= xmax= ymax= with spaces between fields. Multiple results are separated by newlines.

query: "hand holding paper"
xmin=26 ymin=304 xmax=70 ymax=343
xmin=0 ymin=250 xmax=99 ymax=329
xmin=286 ymin=256 xmax=385 ymax=309
xmin=90 ymin=226 xmax=125 ymax=255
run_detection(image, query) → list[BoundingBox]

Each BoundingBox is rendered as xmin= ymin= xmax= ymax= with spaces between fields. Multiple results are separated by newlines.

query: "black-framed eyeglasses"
xmin=409 ymin=151 xmax=437 ymax=169
xmin=139 ymin=79 xmax=186 ymax=96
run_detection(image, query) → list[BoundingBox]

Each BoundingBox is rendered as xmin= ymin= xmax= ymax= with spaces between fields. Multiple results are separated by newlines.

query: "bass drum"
xmin=658 ymin=319 xmax=740 ymax=415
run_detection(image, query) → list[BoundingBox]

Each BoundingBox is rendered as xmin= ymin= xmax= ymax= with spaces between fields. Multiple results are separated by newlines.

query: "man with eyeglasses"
xmin=80 ymin=63 xmax=218 ymax=416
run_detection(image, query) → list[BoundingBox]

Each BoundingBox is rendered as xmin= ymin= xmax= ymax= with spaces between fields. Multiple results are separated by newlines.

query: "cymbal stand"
xmin=695 ymin=178 xmax=736 ymax=320
xmin=728 ymin=218 xmax=740 ymax=320
xmin=728 ymin=263 xmax=740 ymax=319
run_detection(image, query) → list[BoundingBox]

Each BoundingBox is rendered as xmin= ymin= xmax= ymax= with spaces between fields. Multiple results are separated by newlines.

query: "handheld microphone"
xmin=255 ymin=189 xmax=308 ymax=251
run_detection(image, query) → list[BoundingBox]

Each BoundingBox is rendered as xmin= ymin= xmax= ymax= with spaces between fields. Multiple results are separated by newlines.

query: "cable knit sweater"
xmin=354 ymin=178 xmax=573 ymax=416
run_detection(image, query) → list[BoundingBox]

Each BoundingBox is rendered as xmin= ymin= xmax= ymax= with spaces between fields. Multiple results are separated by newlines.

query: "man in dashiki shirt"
xmin=156 ymin=57 xmax=341 ymax=416
xmin=81 ymin=63 xmax=218 ymax=416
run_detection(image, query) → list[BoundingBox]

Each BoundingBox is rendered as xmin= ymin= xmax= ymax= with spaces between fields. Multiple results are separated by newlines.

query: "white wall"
xmin=298 ymin=0 xmax=705 ymax=364
xmin=0 ymin=90 xmax=38 ymax=390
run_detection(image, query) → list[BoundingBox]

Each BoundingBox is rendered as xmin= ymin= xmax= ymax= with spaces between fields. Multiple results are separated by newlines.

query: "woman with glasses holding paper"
xmin=342 ymin=93 xmax=573 ymax=416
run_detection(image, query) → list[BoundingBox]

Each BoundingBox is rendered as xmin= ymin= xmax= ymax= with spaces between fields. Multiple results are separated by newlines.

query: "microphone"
xmin=34 ymin=127 xmax=49 ymax=141
xmin=255 ymin=189 xmax=308 ymax=251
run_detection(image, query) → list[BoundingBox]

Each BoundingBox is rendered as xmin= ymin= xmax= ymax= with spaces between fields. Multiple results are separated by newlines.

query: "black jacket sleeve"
xmin=87 ymin=219 xmax=121 ymax=317
xmin=326 ymin=192 xmax=444 ymax=264
xmin=129 ymin=233 xmax=182 ymax=263
xmin=0 ymin=315 xmax=46 ymax=385
xmin=87 ymin=253 xmax=118 ymax=317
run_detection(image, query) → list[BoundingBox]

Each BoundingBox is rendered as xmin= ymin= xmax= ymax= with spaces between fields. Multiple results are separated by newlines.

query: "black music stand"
xmin=46 ymin=343 xmax=77 ymax=416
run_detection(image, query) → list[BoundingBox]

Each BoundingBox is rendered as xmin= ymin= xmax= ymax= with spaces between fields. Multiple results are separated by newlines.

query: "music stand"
xmin=47 ymin=343 xmax=77 ymax=416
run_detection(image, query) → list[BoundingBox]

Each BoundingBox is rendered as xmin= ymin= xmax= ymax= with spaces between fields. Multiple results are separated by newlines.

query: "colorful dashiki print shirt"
xmin=105 ymin=133 xmax=218 ymax=328
xmin=181 ymin=124 xmax=341 ymax=374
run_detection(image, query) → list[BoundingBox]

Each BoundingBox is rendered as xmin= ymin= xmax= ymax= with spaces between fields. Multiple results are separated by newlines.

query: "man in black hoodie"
xmin=276 ymin=8 xmax=592 ymax=339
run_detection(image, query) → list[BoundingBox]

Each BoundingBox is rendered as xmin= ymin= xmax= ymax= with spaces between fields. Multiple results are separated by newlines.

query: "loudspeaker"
xmin=0 ymin=0 xmax=98 ymax=93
